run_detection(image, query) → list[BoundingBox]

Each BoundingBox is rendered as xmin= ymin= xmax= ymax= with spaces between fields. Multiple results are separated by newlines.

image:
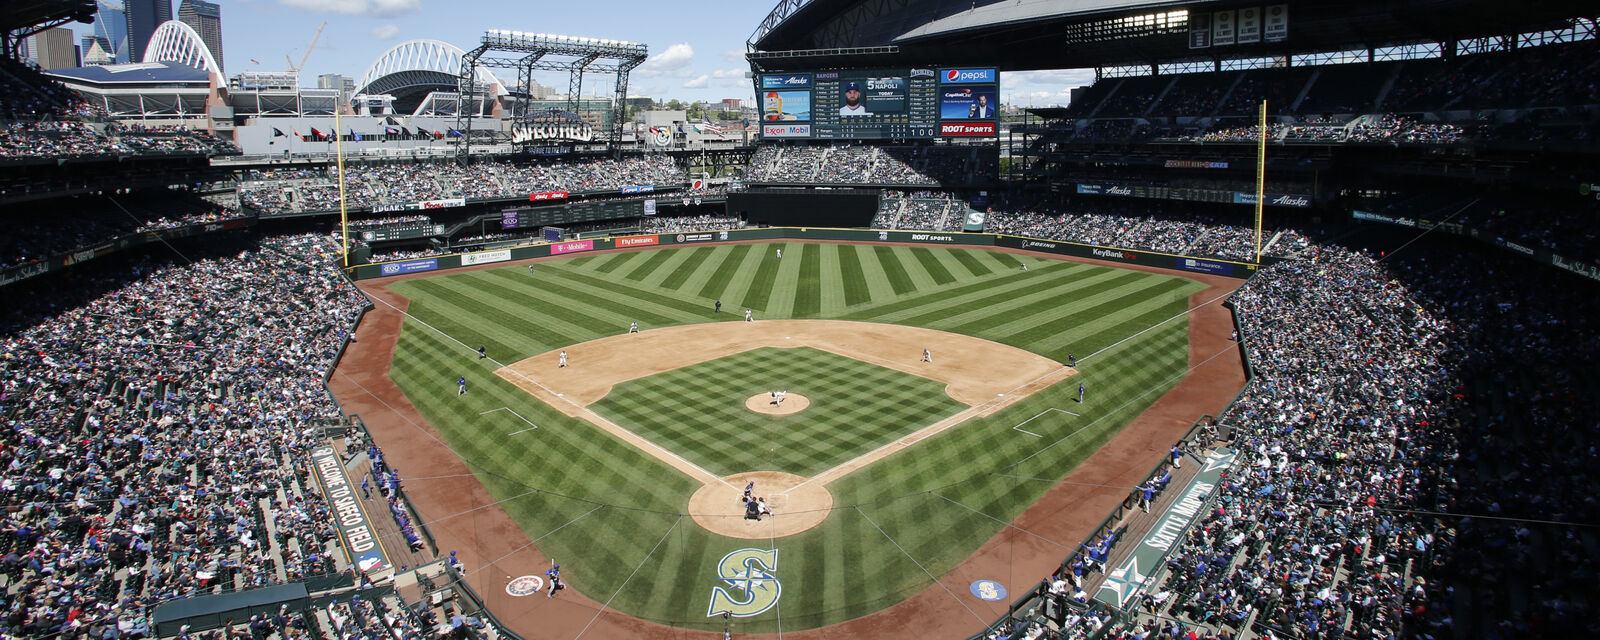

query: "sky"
xmin=70 ymin=0 xmax=1094 ymax=107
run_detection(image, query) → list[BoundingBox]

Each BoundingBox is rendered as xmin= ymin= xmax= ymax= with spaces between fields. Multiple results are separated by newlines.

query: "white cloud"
xmin=1000 ymin=69 xmax=1097 ymax=106
xmin=682 ymin=74 xmax=709 ymax=89
xmin=370 ymin=24 xmax=400 ymax=40
xmin=278 ymin=0 xmax=420 ymax=18
xmin=636 ymin=43 xmax=695 ymax=78
xmin=711 ymin=68 xmax=745 ymax=79
xmin=721 ymin=49 xmax=746 ymax=63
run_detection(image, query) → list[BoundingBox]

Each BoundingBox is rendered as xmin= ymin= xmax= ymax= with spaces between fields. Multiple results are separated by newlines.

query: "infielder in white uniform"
xmin=558 ymin=350 xmax=568 ymax=367
xmin=922 ymin=348 xmax=932 ymax=363
xmin=628 ymin=321 xmax=639 ymax=334
xmin=745 ymin=308 xmax=754 ymax=322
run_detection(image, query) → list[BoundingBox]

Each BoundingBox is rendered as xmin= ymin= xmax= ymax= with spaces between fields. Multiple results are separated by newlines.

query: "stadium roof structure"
xmin=2 ymin=0 xmax=95 ymax=55
xmin=354 ymin=39 xmax=504 ymax=116
xmin=747 ymin=0 xmax=1597 ymax=71
xmin=48 ymin=61 xmax=210 ymax=85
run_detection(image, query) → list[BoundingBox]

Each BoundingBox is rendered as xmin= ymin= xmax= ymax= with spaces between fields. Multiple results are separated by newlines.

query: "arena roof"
xmin=47 ymin=61 xmax=210 ymax=85
xmin=749 ymin=0 xmax=1596 ymax=71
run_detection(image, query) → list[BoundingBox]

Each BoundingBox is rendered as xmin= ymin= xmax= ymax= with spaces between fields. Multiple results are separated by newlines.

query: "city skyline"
xmin=64 ymin=0 xmax=1091 ymax=106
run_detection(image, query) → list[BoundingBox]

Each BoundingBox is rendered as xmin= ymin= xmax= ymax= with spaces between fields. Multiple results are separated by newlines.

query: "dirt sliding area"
xmin=494 ymin=319 xmax=1072 ymax=539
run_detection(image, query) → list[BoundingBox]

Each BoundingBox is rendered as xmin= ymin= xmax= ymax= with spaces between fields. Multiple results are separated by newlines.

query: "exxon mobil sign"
xmin=941 ymin=68 xmax=996 ymax=84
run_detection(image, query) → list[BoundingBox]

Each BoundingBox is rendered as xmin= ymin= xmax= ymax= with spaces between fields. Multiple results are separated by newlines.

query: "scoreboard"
xmin=757 ymin=67 xmax=998 ymax=140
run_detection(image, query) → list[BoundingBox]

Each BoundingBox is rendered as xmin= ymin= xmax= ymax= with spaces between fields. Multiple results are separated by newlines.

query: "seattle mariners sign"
xmin=707 ymin=548 xmax=781 ymax=618
xmin=1096 ymin=448 xmax=1235 ymax=608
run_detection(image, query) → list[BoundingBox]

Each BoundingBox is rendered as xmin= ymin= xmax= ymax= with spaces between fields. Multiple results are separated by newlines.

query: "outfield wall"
xmin=347 ymin=227 xmax=1270 ymax=280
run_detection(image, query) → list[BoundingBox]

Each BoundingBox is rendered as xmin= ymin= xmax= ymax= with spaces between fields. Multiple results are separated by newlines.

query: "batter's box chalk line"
xmin=1012 ymin=407 xmax=1080 ymax=438
xmin=480 ymin=407 xmax=540 ymax=435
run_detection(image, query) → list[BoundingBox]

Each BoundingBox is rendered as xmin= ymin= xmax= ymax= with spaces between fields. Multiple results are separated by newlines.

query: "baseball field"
xmin=376 ymin=241 xmax=1208 ymax=633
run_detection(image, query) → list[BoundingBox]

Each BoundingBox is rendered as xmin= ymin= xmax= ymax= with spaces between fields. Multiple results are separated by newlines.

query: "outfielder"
xmin=776 ymin=248 xmax=782 ymax=258
xmin=558 ymin=350 xmax=568 ymax=368
xmin=457 ymin=376 xmax=467 ymax=396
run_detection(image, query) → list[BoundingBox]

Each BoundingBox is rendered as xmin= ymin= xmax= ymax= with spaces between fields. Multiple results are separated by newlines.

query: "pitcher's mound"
xmin=745 ymin=393 xmax=810 ymax=415
xmin=688 ymin=471 xmax=833 ymax=539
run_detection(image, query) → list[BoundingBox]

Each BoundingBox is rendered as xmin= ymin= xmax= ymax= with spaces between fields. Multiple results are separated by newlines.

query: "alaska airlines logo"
xmin=1271 ymin=195 xmax=1310 ymax=207
xmin=707 ymin=548 xmax=781 ymax=618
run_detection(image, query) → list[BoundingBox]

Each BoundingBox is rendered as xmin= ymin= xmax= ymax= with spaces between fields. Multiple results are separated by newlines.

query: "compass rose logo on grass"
xmin=707 ymin=548 xmax=781 ymax=618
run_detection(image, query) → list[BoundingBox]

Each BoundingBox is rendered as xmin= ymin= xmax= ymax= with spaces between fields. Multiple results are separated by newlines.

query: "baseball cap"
xmin=845 ymin=81 xmax=860 ymax=91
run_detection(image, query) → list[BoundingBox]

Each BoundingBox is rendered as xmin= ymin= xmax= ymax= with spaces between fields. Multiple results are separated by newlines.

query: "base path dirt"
xmin=330 ymin=240 xmax=1247 ymax=640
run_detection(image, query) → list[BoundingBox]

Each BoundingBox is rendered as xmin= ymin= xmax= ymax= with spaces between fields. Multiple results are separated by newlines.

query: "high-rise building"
xmin=317 ymin=73 xmax=356 ymax=101
xmin=82 ymin=37 xmax=115 ymax=66
xmin=124 ymin=0 xmax=171 ymax=63
xmin=177 ymin=0 xmax=222 ymax=71
xmin=94 ymin=1 xmax=130 ymax=63
xmin=30 ymin=28 xmax=79 ymax=69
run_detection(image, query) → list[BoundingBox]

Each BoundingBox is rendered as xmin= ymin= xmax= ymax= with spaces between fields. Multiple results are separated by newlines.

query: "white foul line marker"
xmin=479 ymin=407 xmax=540 ymax=434
xmin=1012 ymin=407 xmax=1079 ymax=438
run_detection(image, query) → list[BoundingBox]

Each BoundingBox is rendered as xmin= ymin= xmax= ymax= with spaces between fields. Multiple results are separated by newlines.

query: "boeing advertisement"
xmin=757 ymin=67 xmax=996 ymax=140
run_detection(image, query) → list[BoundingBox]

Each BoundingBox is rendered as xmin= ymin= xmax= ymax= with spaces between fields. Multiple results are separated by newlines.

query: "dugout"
xmin=729 ymin=188 xmax=879 ymax=228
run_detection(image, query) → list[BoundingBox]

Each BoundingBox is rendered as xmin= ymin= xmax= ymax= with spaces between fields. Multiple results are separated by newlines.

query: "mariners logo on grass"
xmin=707 ymin=548 xmax=781 ymax=618
xmin=505 ymin=575 xmax=544 ymax=597
xmin=969 ymin=580 xmax=1006 ymax=601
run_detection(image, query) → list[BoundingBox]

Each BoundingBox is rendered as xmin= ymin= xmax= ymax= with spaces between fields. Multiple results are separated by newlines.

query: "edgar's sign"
xmin=706 ymin=548 xmax=781 ymax=618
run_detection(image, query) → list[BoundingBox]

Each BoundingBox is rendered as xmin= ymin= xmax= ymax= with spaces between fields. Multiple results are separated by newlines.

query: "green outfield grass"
xmin=590 ymin=346 xmax=965 ymax=477
xmin=385 ymin=242 xmax=1208 ymax=633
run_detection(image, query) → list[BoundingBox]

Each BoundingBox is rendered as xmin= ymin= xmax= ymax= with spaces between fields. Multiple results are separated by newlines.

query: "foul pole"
xmin=1254 ymin=99 xmax=1266 ymax=264
xmin=336 ymin=106 xmax=350 ymax=267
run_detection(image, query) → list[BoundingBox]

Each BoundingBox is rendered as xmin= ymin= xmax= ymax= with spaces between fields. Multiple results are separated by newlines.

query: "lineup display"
xmin=758 ymin=67 xmax=998 ymax=140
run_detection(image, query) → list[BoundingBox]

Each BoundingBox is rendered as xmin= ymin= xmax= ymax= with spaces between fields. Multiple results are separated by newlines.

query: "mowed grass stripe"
xmin=623 ymin=246 xmax=676 ymax=282
xmin=719 ymin=243 xmax=770 ymax=309
xmin=1034 ymin=285 xmax=1202 ymax=353
xmin=872 ymin=245 xmax=916 ymax=295
xmin=950 ymin=249 xmax=993 ymax=277
xmin=543 ymin=267 xmax=724 ymax=320
xmin=658 ymin=246 xmax=715 ymax=292
xmin=794 ymin=243 xmax=823 ymax=317
xmin=816 ymin=244 xmax=848 ymax=316
xmin=471 ymin=270 xmax=658 ymax=341
xmin=909 ymin=247 xmax=957 ymax=285
xmin=835 ymin=244 xmax=873 ymax=307
xmin=696 ymin=243 xmax=752 ymax=300
xmin=738 ymin=245 xmax=784 ymax=312
xmin=397 ymin=276 xmax=579 ymax=352
xmin=591 ymin=250 xmax=643 ymax=274
xmin=846 ymin=262 xmax=1094 ymax=323
xmin=635 ymin=246 xmax=698 ymax=289
xmin=990 ymin=276 xmax=1192 ymax=348
xmin=933 ymin=270 xmax=1151 ymax=334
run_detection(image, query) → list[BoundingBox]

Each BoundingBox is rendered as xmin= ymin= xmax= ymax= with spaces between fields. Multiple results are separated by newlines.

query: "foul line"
xmin=479 ymin=407 xmax=539 ymax=434
xmin=1080 ymin=289 xmax=1233 ymax=365
xmin=573 ymin=515 xmax=683 ymax=639
xmin=856 ymin=506 xmax=988 ymax=625
xmin=461 ymin=504 xmax=605 ymax=582
xmin=1012 ymin=407 xmax=1078 ymax=438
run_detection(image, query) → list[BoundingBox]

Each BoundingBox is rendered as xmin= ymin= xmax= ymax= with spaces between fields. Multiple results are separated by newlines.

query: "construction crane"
xmin=286 ymin=21 xmax=327 ymax=74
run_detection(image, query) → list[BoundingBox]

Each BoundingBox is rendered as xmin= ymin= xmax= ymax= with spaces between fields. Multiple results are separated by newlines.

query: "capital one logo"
xmin=707 ymin=548 xmax=781 ymax=618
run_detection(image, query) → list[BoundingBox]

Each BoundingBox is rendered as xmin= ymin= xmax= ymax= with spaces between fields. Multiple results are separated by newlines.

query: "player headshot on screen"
xmin=839 ymin=81 xmax=871 ymax=116
xmin=968 ymin=94 xmax=991 ymax=119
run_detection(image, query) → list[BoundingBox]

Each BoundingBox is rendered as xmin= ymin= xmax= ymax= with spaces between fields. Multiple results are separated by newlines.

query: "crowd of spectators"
xmin=873 ymin=192 xmax=963 ymax=230
xmin=746 ymin=144 xmax=985 ymax=185
xmin=0 ymin=61 xmax=236 ymax=160
xmin=0 ymin=233 xmax=370 ymax=637
xmin=640 ymin=214 xmax=743 ymax=233
xmin=886 ymin=195 xmax=1312 ymax=260
xmin=240 ymin=156 xmax=685 ymax=214
xmin=0 ymin=193 xmax=247 ymax=267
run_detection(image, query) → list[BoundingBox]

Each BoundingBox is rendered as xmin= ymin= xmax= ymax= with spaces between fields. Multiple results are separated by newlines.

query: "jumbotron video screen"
xmin=756 ymin=67 xmax=999 ymax=140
